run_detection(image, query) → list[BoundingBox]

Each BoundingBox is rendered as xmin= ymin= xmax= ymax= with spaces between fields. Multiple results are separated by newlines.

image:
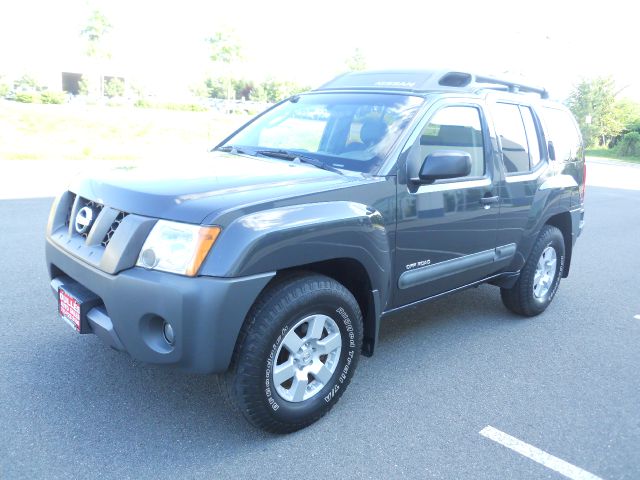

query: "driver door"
xmin=393 ymin=100 xmax=506 ymax=307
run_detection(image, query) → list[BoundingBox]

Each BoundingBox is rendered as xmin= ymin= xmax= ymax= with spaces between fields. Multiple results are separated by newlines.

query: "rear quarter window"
xmin=543 ymin=107 xmax=582 ymax=162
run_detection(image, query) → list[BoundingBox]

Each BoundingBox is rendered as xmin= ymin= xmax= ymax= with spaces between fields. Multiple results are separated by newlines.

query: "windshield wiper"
xmin=255 ymin=149 xmax=344 ymax=175
xmin=215 ymin=145 xmax=254 ymax=156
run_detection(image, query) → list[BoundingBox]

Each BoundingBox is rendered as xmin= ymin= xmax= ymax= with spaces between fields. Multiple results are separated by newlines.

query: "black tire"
xmin=500 ymin=225 xmax=566 ymax=317
xmin=220 ymin=272 xmax=363 ymax=433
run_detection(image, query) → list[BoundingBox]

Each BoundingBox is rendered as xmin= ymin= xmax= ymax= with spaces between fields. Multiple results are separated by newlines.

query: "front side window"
xmin=220 ymin=93 xmax=424 ymax=173
xmin=409 ymin=105 xmax=485 ymax=178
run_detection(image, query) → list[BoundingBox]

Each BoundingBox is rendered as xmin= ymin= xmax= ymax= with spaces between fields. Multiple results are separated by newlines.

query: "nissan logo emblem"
xmin=75 ymin=206 xmax=95 ymax=234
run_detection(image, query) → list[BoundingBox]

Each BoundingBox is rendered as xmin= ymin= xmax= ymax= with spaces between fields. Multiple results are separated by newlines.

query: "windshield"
xmin=219 ymin=92 xmax=424 ymax=173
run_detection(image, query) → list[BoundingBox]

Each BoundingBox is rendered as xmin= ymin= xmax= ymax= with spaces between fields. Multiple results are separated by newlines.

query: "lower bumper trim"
xmin=87 ymin=306 xmax=125 ymax=351
xmin=50 ymin=277 xmax=126 ymax=351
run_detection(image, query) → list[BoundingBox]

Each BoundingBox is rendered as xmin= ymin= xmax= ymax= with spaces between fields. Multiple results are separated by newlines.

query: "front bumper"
xmin=46 ymin=238 xmax=274 ymax=374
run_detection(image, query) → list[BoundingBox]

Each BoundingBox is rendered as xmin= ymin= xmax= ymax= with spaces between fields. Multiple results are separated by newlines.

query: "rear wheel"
xmin=500 ymin=225 xmax=565 ymax=316
xmin=221 ymin=273 xmax=363 ymax=433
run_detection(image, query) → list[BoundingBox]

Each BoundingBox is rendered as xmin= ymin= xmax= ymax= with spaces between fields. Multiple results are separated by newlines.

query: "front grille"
xmin=64 ymin=194 xmax=128 ymax=247
xmin=79 ymin=201 xmax=104 ymax=238
xmin=64 ymin=193 xmax=76 ymax=227
xmin=101 ymin=211 xmax=128 ymax=247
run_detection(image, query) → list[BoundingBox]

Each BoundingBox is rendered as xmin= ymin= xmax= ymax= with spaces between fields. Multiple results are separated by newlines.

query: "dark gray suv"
xmin=46 ymin=70 xmax=586 ymax=433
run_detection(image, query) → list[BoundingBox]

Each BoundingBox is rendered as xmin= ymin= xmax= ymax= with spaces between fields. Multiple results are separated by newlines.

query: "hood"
xmin=70 ymin=151 xmax=362 ymax=224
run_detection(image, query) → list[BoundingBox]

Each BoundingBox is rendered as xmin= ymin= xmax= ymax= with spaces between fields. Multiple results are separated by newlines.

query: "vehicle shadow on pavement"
xmin=18 ymin=284 xmax=518 ymax=448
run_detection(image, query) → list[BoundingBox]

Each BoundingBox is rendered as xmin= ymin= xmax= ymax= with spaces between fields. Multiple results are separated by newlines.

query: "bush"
xmin=106 ymin=97 xmax=128 ymax=107
xmin=132 ymin=99 xmax=208 ymax=112
xmin=14 ymin=74 xmax=42 ymax=92
xmin=162 ymin=102 xmax=208 ymax=112
xmin=15 ymin=92 xmax=40 ymax=103
xmin=134 ymin=98 xmax=152 ymax=108
xmin=40 ymin=91 xmax=67 ymax=104
xmin=0 ymin=83 xmax=9 ymax=97
xmin=78 ymin=75 xmax=91 ymax=95
xmin=626 ymin=119 xmax=640 ymax=135
xmin=252 ymin=78 xmax=311 ymax=102
xmin=104 ymin=77 xmax=125 ymax=98
xmin=204 ymin=77 xmax=227 ymax=99
xmin=618 ymin=132 xmax=640 ymax=157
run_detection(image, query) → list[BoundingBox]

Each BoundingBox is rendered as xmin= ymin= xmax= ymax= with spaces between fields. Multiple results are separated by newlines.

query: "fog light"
xmin=139 ymin=248 xmax=158 ymax=269
xmin=162 ymin=321 xmax=175 ymax=345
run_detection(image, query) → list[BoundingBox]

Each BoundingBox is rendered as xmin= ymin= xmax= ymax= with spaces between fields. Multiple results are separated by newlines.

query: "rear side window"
xmin=520 ymin=106 xmax=542 ymax=168
xmin=493 ymin=103 xmax=544 ymax=173
xmin=543 ymin=107 xmax=582 ymax=162
xmin=493 ymin=103 xmax=530 ymax=173
xmin=417 ymin=106 xmax=485 ymax=178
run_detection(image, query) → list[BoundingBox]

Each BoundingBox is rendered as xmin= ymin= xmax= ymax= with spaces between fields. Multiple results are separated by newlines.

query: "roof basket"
xmin=472 ymin=74 xmax=549 ymax=99
xmin=315 ymin=70 xmax=549 ymax=98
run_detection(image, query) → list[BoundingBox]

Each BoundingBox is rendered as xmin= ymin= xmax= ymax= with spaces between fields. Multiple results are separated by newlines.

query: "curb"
xmin=586 ymin=156 xmax=640 ymax=168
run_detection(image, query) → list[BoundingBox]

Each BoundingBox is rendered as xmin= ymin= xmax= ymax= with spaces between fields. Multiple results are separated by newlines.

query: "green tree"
xmin=618 ymin=132 xmax=640 ymax=157
xmin=625 ymin=119 xmax=640 ymax=135
xmin=13 ymin=74 xmax=42 ymax=91
xmin=203 ymin=77 xmax=227 ymax=99
xmin=345 ymin=48 xmax=367 ymax=71
xmin=190 ymin=82 xmax=209 ymax=99
xmin=103 ymin=77 xmax=124 ymax=98
xmin=249 ymin=83 xmax=268 ymax=102
xmin=206 ymin=31 xmax=243 ymax=100
xmin=80 ymin=9 xmax=113 ymax=59
xmin=0 ymin=73 xmax=10 ymax=97
xmin=613 ymin=99 xmax=640 ymax=134
xmin=257 ymin=78 xmax=309 ymax=102
xmin=80 ymin=9 xmax=113 ymax=97
xmin=78 ymin=75 xmax=90 ymax=95
xmin=567 ymin=77 xmax=626 ymax=147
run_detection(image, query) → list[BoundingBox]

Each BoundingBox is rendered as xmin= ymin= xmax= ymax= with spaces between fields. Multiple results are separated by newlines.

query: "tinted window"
xmin=222 ymin=93 xmax=423 ymax=174
xmin=258 ymin=105 xmax=328 ymax=151
xmin=493 ymin=103 xmax=530 ymax=173
xmin=520 ymin=106 xmax=542 ymax=168
xmin=415 ymin=106 xmax=485 ymax=178
xmin=543 ymin=107 xmax=582 ymax=162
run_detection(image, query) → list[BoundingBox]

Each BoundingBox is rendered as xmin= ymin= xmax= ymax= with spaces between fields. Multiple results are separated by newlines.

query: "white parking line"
xmin=480 ymin=425 xmax=603 ymax=480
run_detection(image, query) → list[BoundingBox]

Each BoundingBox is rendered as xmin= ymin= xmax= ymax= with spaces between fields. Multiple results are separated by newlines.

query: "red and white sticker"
xmin=59 ymin=289 xmax=81 ymax=331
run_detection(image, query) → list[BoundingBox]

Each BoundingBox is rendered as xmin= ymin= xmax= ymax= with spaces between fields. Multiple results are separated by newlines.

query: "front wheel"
xmin=500 ymin=225 xmax=565 ymax=317
xmin=221 ymin=273 xmax=363 ymax=433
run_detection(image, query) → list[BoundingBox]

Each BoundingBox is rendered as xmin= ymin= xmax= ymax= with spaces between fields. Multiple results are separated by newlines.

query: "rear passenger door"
xmin=489 ymin=100 xmax=547 ymax=254
xmin=394 ymin=100 xmax=504 ymax=307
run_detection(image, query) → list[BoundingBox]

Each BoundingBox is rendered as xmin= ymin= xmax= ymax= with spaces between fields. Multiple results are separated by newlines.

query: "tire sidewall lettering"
xmin=263 ymin=301 xmax=358 ymax=411
xmin=264 ymin=325 xmax=288 ymax=411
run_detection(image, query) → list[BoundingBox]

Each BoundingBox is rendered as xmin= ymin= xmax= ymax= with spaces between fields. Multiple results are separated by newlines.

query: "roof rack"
xmin=316 ymin=70 xmax=550 ymax=99
xmin=472 ymin=74 xmax=549 ymax=99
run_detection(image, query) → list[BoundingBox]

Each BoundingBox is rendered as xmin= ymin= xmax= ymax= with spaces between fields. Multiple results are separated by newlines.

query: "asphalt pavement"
xmin=1 ymin=169 xmax=639 ymax=479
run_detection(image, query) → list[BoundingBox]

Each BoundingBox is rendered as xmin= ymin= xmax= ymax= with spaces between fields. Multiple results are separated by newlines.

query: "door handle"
xmin=480 ymin=195 xmax=500 ymax=205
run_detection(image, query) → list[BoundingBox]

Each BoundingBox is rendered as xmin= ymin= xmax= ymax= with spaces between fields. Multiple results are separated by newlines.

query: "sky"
xmin=1 ymin=0 xmax=639 ymax=101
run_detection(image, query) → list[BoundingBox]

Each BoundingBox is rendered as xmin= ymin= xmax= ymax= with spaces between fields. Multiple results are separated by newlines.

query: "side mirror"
xmin=416 ymin=150 xmax=472 ymax=183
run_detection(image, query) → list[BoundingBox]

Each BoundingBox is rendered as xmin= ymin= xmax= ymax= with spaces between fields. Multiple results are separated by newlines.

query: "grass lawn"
xmin=0 ymin=100 xmax=249 ymax=161
xmin=586 ymin=148 xmax=640 ymax=164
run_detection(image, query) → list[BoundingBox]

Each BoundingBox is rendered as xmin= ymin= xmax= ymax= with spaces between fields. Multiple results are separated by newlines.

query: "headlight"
xmin=136 ymin=220 xmax=220 ymax=276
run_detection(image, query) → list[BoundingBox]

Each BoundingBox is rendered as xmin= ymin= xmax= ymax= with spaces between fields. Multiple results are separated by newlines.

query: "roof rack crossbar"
xmin=315 ymin=70 xmax=550 ymax=99
xmin=474 ymin=75 xmax=549 ymax=99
